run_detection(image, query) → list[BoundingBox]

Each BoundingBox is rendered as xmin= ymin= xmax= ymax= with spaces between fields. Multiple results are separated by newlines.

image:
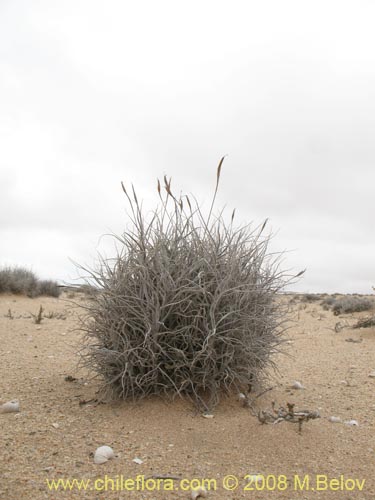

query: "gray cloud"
xmin=1 ymin=0 xmax=374 ymax=292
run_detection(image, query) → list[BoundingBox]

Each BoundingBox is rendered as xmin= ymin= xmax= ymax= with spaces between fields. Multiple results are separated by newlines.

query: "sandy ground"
xmin=1 ymin=292 xmax=374 ymax=500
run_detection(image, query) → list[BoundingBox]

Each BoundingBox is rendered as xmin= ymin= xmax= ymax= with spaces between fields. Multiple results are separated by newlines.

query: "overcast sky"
xmin=1 ymin=0 xmax=374 ymax=293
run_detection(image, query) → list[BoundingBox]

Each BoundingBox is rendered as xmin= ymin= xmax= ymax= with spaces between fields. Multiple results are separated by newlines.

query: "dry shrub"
xmin=79 ymin=159 xmax=301 ymax=410
xmin=302 ymin=293 xmax=322 ymax=302
xmin=320 ymin=296 xmax=336 ymax=310
xmin=353 ymin=316 xmax=375 ymax=328
xmin=0 ymin=267 xmax=61 ymax=298
xmin=331 ymin=296 xmax=374 ymax=315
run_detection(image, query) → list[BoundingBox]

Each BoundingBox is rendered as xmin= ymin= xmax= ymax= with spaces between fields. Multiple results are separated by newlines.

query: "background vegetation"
xmin=0 ymin=267 xmax=61 ymax=297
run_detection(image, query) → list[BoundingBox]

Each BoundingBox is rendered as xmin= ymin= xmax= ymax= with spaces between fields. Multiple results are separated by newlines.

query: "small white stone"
xmin=0 ymin=400 xmax=20 ymax=413
xmin=42 ymin=466 xmax=54 ymax=472
xmin=344 ymin=419 xmax=359 ymax=426
xmin=191 ymin=486 xmax=207 ymax=499
xmin=51 ymin=423 xmax=59 ymax=429
xmin=133 ymin=457 xmax=143 ymax=465
xmin=94 ymin=446 xmax=115 ymax=464
xmin=291 ymin=381 xmax=304 ymax=390
xmin=328 ymin=416 xmax=341 ymax=423
xmin=368 ymin=371 xmax=375 ymax=378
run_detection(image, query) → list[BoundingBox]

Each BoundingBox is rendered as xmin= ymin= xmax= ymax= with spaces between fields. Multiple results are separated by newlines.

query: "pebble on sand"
xmin=328 ymin=416 xmax=341 ymax=423
xmin=344 ymin=419 xmax=359 ymax=426
xmin=0 ymin=400 xmax=20 ymax=413
xmin=291 ymin=381 xmax=304 ymax=390
xmin=94 ymin=446 xmax=115 ymax=464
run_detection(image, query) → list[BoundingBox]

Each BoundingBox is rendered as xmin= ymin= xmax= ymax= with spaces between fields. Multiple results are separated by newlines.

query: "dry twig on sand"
xmin=352 ymin=315 xmax=375 ymax=329
xmin=258 ymin=402 xmax=320 ymax=433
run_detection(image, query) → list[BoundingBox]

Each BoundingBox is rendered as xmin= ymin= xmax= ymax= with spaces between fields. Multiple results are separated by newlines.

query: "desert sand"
xmin=1 ymin=292 xmax=374 ymax=499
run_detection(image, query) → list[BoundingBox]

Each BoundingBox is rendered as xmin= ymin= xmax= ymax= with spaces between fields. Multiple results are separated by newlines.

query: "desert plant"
xmin=353 ymin=315 xmax=375 ymax=328
xmin=78 ymin=159 xmax=302 ymax=411
xmin=45 ymin=310 xmax=67 ymax=320
xmin=0 ymin=267 xmax=38 ymax=296
xmin=320 ymin=296 xmax=336 ymax=310
xmin=302 ymin=293 xmax=321 ymax=302
xmin=332 ymin=296 xmax=374 ymax=315
xmin=31 ymin=305 xmax=44 ymax=324
xmin=5 ymin=309 xmax=14 ymax=319
xmin=0 ymin=267 xmax=61 ymax=297
xmin=36 ymin=280 xmax=61 ymax=298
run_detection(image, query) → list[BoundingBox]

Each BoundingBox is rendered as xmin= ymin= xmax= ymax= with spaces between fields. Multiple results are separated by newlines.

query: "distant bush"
xmin=36 ymin=280 xmax=61 ymax=298
xmin=0 ymin=267 xmax=61 ymax=298
xmin=331 ymin=296 xmax=374 ymax=315
xmin=302 ymin=293 xmax=322 ymax=302
xmin=320 ymin=296 xmax=336 ymax=310
xmin=76 ymin=283 xmax=98 ymax=296
xmin=78 ymin=160 xmax=303 ymax=411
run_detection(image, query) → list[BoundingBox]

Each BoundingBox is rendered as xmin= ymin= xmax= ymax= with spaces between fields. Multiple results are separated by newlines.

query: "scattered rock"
xmin=334 ymin=322 xmax=343 ymax=332
xmin=133 ymin=457 xmax=143 ymax=465
xmin=202 ymin=414 xmax=214 ymax=419
xmin=328 ymin=416 xmax=341 ymax=423
xmin=238 ymin=393 xmax=246 ymax=401
xmin=344 ymin=419 xmax=359 ymax=426
xmin=0 ymin=400 xmax=20 ymax=414
xmin=191 ymin=486 xmax=208 ymax=499
xmin=291 ymin=381 xmax=304 ymax=390
xmin=94 ymin=446 xmax=115 ymax=464
xmin=51 ymin=423 xmax=59 ymax=429
xmin=368 ymin=371 xmax=375 ymax=378
xmin=238 ymin=392 xmax=249 ymax=407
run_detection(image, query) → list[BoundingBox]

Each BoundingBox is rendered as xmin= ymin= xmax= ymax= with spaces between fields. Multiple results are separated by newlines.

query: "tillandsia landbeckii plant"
xmin=78 ymin=158 xmax=303 ymax=411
